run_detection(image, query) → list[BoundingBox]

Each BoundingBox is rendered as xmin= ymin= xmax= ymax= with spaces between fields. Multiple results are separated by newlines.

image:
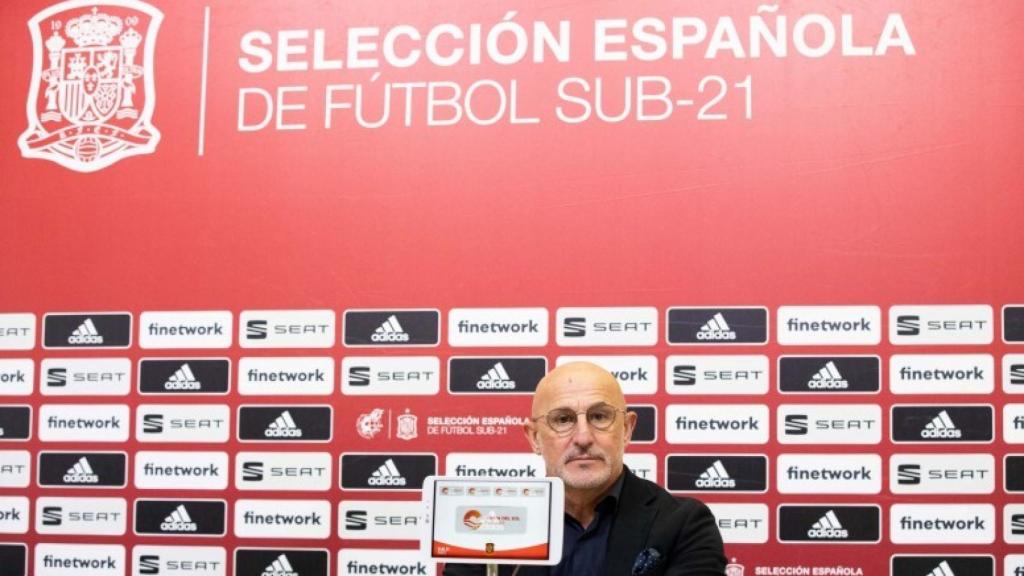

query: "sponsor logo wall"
xmin=2 ymin=1 xmax=1022 ymax=574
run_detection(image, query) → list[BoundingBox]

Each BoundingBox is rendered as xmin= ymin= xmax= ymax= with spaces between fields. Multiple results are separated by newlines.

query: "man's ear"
xmin=524 ymin=422 xmax=542 ymax=454
xmin=622 ymin=410 xmax=638 ymax=446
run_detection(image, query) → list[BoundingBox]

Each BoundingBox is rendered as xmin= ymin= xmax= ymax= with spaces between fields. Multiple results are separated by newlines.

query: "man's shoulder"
xmin=622 ymin=468 xmax=712 ymax=516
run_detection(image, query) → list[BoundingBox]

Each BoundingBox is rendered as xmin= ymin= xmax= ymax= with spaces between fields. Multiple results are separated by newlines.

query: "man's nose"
xmin=571 ymin=413 xmax=595 ymax=445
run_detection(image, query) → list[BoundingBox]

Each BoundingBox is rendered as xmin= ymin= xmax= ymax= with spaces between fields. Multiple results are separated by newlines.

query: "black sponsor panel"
xmin=38 ymin=452 xmax=126 ymax=487
xmin=134 ymin=499 xmax=226 ymax=536
xmin=43 ymin=313 xmax=131 ymax=348
xmin=0 ymin=406 xmax=31 ymax=440
xmin=1005 ymin=306 xmax=1024 ymax=342
xmin=340 ymin=454 xmax=436 ymax=490
xmin=139 ymin=359 xmax=230 ymax=394
xmin=448 ymin=357 xmax=547 ymax=394
xmin=667 ymin=308 xmax=768 ymax=344
xmin=238 ymin=406 xmax=332 ymax=441
xmin=1007 ymin=455 xmax=1024 ymax=492
xmin=235 ymin=549 xmax=328 ymax=576
xmin=666 ymin=455 xmax=768 ymax=492
xmin=629 ymin=405 xmax=656 ymax=443
xmin=778 ymin=356 xmax=880 ymax=393
xmin=344 ymin=310 xmax=440 ymax=346
xmin=0 ymin=544 xmax=26 ymax=576
xmin=890 ymin=556 xmax=993 ymax=576
xmin=778 ymin=505 xmax=880 ymax=543
xmin=891 ymin=406 xmax=993 ymax=443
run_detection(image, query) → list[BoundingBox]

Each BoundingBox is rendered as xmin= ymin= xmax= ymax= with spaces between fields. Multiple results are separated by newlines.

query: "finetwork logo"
xmin=373 ymin=315 xmax=410 ymax=343
xmin=698 ymin=313 xmax=736 ymax=341
xmin=69 ymin=319 xmax=103 ymax=344
xmin=808 ymin=361 xmax=848 ymax=390
xmin=808 ymin=510 xmax=848 ymax=539
xmin=922 ymin=410 xmax=962 ymax=439
xmin=262 ymin=553 xmax=299 ymax=576
xmin=63 ymin=457 xmax=98 ymax=484
xmin=369 ymin=458 xmax=407 ymax=487
xmin=266 ymin=411 xmax=302 ymax=438
xmin=696 ymin=460 xmax=736 ymax=489
xmin=160 ymin=505 xmax=197 ymax=532
xmin=477 ymin=362 xmax=514 ymax=390
xmin=164 ymin=363 xmax=199 ymax=390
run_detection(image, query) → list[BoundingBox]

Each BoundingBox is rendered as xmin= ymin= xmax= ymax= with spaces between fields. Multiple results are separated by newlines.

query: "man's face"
xmin=524 ymin=363 xmax=636 ymax=493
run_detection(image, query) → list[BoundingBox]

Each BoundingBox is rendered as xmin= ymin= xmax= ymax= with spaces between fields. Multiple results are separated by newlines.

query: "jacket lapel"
xmin=604 ymin=469 xmax=659 ymax=576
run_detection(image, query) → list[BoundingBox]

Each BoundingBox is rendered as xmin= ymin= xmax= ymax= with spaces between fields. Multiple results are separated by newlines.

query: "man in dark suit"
xmin=443 ymin=361 xmax=726 ymax=576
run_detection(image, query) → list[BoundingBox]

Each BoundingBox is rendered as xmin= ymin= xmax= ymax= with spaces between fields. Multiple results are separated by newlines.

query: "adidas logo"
xmin=368 ymin=458 xmax=407 ymax=486
xmin=265 ymin=410 xmax=303 ymax=438
xmin=160 ymin=504 xmax=198 ymax=532
xmin=807 ymin=510 xmax=849 ymax=539
xmin=68 ymin=318 xmax=103 ymax=344
xmin=808 ymin=361 xmax=849 ymax=389
xmin=164 ymin=363 xmax=200 ymax=390
xmin=695 ymin=460 xmax=736 ymax=488
xmin=921 ymin=410 xmax=962 ymax=439
xmin=476 ymin=362 xmax=515 ymax=390
xmin=62 ymin=456 xmax=99 ymax=484
xmin=371 ymin=315 xmax=410 ymax=343
xmin=696 ymin=313 xmax=736 ymax=341
xmin=261 ymin=553 xmax=299 ymax=576
xmin=927 ymin=561 xmax=955 ymax=576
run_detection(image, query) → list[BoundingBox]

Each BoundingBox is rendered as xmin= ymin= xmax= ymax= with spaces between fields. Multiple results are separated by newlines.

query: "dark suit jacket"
xmin=442 ymin=468 xmax=727 ymax=576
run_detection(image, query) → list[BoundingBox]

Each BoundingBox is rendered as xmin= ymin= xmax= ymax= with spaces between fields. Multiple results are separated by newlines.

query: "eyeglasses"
xmin=530 ymin=403 xmax=626 ymax=436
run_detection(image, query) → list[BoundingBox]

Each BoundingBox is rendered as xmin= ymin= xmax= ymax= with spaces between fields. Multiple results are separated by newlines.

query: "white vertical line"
xmin=197 ymin=6 xmax=211 ymax=156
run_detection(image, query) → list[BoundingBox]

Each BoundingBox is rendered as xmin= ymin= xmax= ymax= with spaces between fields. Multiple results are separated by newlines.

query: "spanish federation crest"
xmin=18 ymin=0 xmax=162 ymax=172
xmin=396 ymin=409 xmax=418 ymax=441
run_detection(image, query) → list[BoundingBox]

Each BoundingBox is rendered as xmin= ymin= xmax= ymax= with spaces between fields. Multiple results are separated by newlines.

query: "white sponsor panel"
xmin=890 ymin=453 xmax=995 ymax=494
xmin=706 ymin=503 xmax=769 ymax=544
xmin=342 ymin=356 xmax=440 ymax=395
xmin=448 ymin=308 xmax=549 ymax=347
xmin=134 ymin=451 xmax=228 ymax=490
xmin=777 ymin=404 xmax=882 ymax=445
xmin=235 ymin=452 xmax=332 ymax=491
xmin=890 ymin=504 xmax=995 ymax=544
xmin=777 ymin=306 xmax=881 ymax=345
xmin=665 ymin=355 xmax=769 ymax=395
xmin=240 ymin=309 xmax=335 ymax=348
xmin=556 ymin=307 xmax=659 ymax=346
xmin=36 ymin=543 xmax=125 ymax=576
xmin=446 ymin=452 xmax=545 ymax=478
xmin=0 ymin=314 xmax=35 ymax=350
xmin=1007 ymin=555 xmax=1024 ymax=576
xmin=39 ymin=404 xmax=128 ymax=442
xmin=238 ymin=357 xmax=334 ymax=396
xmin=0 ymin=359 xmax=33 ymax=395
xmin=0 ymin=496 xmax=29 ymax=534
xmin=339 ymin=500 xmax=421 ymax=540
xmin=36 ymin=497 xmax=127 ymax=536
xmin=1006 ymin=404 xmax=1024 ymax=444
xmin=624 ymin=453 xmax=658 ymax=483
xmin=339 ymin=548 xmax=436 ymax=576
xmin=0 ymin=450 xmax=31 ymax=487
xmin=1004 ymin=504 xmax=1024 ymax=544
xmin=666 ymin=404 xmax=770 ymax=444
xmin=131 ymin=546 xmax=226 ymax=576
xmin=1005 ymin=354 xmax=1024 ymax=394
xmin=140 ymin=311 xmax=233 ymax=349
xmin=136 ymin=404 xmax=230 ymax=443
xmin=40 ymin=358 xmax=131 ymax=396
xmin=234 ymin=499 xmax=331 ymax=539
xmin=889 ymin=305 xmax=994 ymax=345
xmin=890 ymin=355 xmax=994 ymax=394
xmin=777 ymin=454 xmax=881 ymax=494
xmin=557 ymin=355 xmax=657 ymax=395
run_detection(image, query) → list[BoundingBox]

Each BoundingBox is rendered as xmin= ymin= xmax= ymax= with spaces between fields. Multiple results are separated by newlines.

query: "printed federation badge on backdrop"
xmin=18 ymin=0 xmax=162 ymax=172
